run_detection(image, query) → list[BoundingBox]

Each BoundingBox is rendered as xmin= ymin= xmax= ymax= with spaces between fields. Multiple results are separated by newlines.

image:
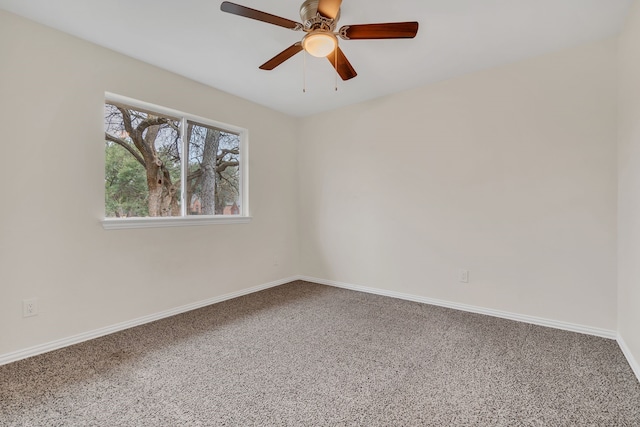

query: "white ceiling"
xmin=0 ymin=0 xmax=633 ymax=117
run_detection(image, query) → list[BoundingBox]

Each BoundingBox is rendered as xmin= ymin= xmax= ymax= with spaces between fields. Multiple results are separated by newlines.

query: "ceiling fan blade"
xmin=327 ymin=46 xmax=357 ymax=81
xmin=317 ymin=0 xmax=342 ymax=20
xmin=220 ymin=1 xmax=302 ymax=30
xmin=259 ymin=43 xmax=304 ymax=70
xmin=339 ymin=22 xmax=419 ymax=40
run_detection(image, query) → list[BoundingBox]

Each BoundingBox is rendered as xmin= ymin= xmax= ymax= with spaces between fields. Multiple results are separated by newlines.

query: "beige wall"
xmin=618 ymin=0 xmax=640 ymax=372
xmin=0 ymin=10 xmax=299 ymax=356
xmin=298 ymin=39 xmax=618 ymax=330
xmin=0 ymin=6 xmax=631 ymax=362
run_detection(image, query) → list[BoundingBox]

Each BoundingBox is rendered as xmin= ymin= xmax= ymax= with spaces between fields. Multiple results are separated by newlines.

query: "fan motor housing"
xmin=300 ymin=0 xmax=340 ymax=31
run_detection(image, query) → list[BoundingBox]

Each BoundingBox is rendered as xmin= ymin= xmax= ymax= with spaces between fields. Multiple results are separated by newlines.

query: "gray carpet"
xmin=1 ymin=281 xmax=639 ymax=426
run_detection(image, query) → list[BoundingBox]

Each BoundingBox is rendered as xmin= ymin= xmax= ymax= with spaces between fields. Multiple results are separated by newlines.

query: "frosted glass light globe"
xmin=303 ymin=32 xmax=337 ymax=58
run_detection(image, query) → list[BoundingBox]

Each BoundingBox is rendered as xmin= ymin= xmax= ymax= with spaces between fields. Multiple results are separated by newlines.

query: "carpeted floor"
xmin=1 ymin=281 xmax=639 ymax=426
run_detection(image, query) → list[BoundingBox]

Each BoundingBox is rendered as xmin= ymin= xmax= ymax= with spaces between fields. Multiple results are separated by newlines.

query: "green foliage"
xmin=105 ymin=142 xmax=148 ymax=217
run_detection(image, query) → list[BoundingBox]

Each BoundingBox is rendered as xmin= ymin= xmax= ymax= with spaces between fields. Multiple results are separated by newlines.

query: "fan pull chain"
xmin=303 ymin=50 xmax=307 ymax=93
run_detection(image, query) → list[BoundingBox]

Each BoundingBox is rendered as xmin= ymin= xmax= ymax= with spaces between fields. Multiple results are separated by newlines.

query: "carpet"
xmin=1 ymin=281 xmax=639 ymax=426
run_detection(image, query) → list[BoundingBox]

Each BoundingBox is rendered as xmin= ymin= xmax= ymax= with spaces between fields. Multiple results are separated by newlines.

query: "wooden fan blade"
xmin=326 ymin=46 xmax=357 ymax=81
xmin=221 ymin=1 xmax=301 ymax=30
xmin=259 ymin=43 xmax=304 ymax=70
xmin=317 ymin=0 xmax=342 ymax=20
xmin=339 ymin=22 xmax=419 ymax=40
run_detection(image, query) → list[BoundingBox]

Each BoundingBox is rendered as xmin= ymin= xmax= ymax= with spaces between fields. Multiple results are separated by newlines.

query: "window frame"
xmin=102 ymin=92 xmax=250 ymax=230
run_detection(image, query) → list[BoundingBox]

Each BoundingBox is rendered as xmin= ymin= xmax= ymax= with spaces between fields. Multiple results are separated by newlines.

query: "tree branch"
xmin=132 ymin=116 xmax=172 ymax=160
xmin=135 ymin=116 xmax=172 ymax=137
xmin=116 ymin=107 xmax=134 ymax=137
xmin=166 ymin=121 xmax=180 ymax=134
xmin=105 ymin=132 xmax=146 ymax=167
xmin=217 ymin=172 xmax=239 ymax=192
xmin=216 ymin=160 xmax=239 ymax=174
xmin=217 ymin=148 xmax=239 ymax=161
xmin=187 ymin=168 xmax=203 ymax=181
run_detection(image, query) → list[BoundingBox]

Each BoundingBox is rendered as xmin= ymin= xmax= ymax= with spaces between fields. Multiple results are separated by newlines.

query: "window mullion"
xmin=180 ymin=117 xmax=188 ymax=217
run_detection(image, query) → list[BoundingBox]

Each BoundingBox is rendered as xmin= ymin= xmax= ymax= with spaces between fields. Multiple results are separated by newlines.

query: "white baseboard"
xmin=2 ymin=275 xmax=623 ymax=369
xmin=617 ymin=334 xmax=640 ymax=384
xmin=0 ymin=276 xmax=299 ymax=366
xmin=298 ymin=276 xmax=617 ymax=340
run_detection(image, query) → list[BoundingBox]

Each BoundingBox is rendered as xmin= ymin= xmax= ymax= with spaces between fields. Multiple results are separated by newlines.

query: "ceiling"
xmin=0 ymin=0 xmax=633 ymax=117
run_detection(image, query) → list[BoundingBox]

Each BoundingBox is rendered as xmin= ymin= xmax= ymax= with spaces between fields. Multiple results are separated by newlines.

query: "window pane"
xmin=187 ymin=121 xmax=240 ymax=215
xmin=104 ymin=103 xmax=181 ymax=217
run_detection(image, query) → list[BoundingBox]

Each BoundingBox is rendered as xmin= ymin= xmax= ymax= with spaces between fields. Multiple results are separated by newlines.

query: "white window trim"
xmin=102 ymin=215 xmax=251 ymax=230
xmin=102 ymin=92 xmax=250 ymax=230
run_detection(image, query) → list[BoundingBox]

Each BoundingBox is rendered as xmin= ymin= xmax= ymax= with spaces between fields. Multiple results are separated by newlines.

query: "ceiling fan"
xmin=220 ymin=0 xmax=419 ymax=81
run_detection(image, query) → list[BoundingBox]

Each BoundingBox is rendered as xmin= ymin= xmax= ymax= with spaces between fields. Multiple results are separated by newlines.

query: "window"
xmin=102 ymin=93 xmax=249 ymax=229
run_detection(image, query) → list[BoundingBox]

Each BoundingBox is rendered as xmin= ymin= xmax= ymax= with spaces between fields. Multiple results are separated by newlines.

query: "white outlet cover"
xmin=459 ymin=269 xmax=469 ymax=283
xmin=23 ymin=298 xmax=38 ymax=317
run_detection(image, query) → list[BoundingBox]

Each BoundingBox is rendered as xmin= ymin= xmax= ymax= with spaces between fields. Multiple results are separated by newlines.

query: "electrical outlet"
xmin=23 ymin=298 xmax=38 ymax=317
xmin=459 ymin=269 xmax=469 ymax=283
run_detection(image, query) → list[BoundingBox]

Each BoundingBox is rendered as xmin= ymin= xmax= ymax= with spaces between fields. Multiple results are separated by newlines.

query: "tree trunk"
xmin=146 ymin=161 xmax=164 ymax=217
xmin=107 ymin=107 xmax=181 ymax=217
xmin=142 ymin=124 xmax=179 ymax=217
xmin=143 ymin=125 xmax=162 ymax=216
xmin=200 ymin=128 xmax=220 ymax=215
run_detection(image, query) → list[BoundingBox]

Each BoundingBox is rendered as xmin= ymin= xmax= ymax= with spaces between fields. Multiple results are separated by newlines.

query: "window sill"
xmin=101 ymin=215 xmax=252 ymax=230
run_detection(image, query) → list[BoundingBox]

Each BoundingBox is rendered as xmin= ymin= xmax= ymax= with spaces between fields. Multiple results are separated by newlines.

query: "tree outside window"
xmin=104 ymin=97 xmax=243 ymax=219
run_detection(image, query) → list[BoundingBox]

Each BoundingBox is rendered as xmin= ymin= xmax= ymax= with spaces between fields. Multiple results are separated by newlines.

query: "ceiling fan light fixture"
xmin=220 ymin=1 xmax=419 ymax=82
xmin=302 ymin=31 xmax=337 ymax=57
